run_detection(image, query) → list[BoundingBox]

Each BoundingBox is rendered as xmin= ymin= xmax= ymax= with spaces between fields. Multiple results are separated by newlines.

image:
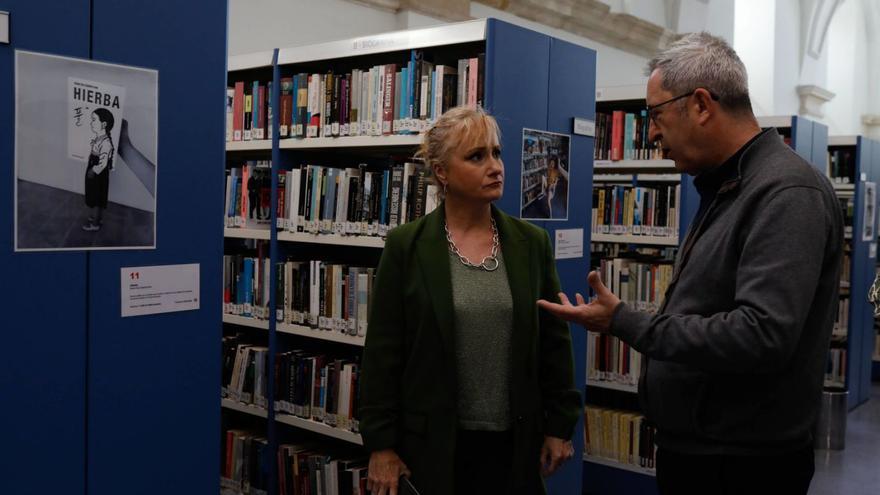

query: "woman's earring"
xmin=443 ymin=182 xmax=448 ymax=196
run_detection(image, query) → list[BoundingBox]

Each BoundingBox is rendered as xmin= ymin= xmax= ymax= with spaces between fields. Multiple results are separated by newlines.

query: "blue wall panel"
xmin=485 ymin=19 xmax=550 ymax=220
xmin=582 ymin=461 xmax=657 ymax=495
xmin=854 ymin=137 xmax=878 ymax=407
xmin=85 ymin=1 xmax=226 ymax=494
xmin=847 ymin=138 xmax=871 ymax=409
xmin=0 ymin=2 xmax=90 ymax=494
xmin=791 ymin=116 xmax=814 ymax=167
xmin=545 ymin=37 xmax=596 ymax=495
xmin=811 ymin=121 xmax=828 ymax=172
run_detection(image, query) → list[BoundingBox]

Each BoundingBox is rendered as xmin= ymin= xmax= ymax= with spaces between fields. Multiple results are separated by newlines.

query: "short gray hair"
xmin=647 ymin=32 xmax=752 ymax=114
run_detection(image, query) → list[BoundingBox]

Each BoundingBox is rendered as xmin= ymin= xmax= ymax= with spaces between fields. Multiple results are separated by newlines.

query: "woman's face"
xmin=439 ymin=123 xmax=504 ymax=203
xmin=90 ymin=114 xmax=104 ymax=135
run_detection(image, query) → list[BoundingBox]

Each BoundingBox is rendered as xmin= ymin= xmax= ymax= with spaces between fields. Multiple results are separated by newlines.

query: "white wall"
xmin=734 ymin=0 xmax=777 ymax=116
xmin=469 ymin=3 xmax=651 ymax=89
xmin=228 ymin=0 xmax=401 ymax=55
xmin=772 ymin=0 xmax=802 ymax=116
xmin=825 ymin=0 xmax=869 ymax=136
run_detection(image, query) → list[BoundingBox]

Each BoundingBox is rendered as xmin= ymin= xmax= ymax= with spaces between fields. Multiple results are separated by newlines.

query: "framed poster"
xmin=15 ymin=50 xmax=158 ymax=251
xmin=863 ymin=181 xmax=876 ymax=242
xmin=520 ymin=128 xmax=570 ymax=221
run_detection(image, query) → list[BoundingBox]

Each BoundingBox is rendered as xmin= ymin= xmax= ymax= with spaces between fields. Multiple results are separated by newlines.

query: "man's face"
xmin=646 ymin=70 xmax=702 ymax=175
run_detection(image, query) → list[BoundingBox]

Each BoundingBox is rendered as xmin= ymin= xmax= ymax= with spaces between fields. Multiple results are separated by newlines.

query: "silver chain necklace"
xmin=445 ymin=217 xmax=501 ymax=271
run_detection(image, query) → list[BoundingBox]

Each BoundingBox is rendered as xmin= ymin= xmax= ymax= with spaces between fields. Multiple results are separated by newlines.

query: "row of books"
xmin=827 ymin=149 xmax=856 ymax=184
xmin=226 ymin=50 xmax=485 ymax=141
xmin=833 ymin=297 xmax=850 ymax=338
xmin=584 ymin=406 xmax=656 ymax=469
xmin=825 ymin=348 xmax=846 ymax=388
xmin=587 ymin=332 xmax=641 ymax=386
xmin=225 ymin=163 xmax=440 ymax=237
xmin=592 ymin=184 xmax=681 ymax=238
xmin=223 ymin=250 xmax=273 ymax=320
xmin=590 ymin=243 xmax=677 ymax=262
xmin=275 ymin=351 xmax=361 ymax=433
xmin=223 ymin=255 xmax=377 ymax=339
xmin=221 ymin=336 xmax=363 ymax=436
xmin=598 ymin=257 xmax=674 ymax=314
xmin=278 ymin=443 xmax=367 ymax=495
xmin=222 ymin=336 xmax=270 ymax=409
xmin=226 ymin=162 xmax=273 ymax=229
xmin=841 ymin=252 xmax=851 ymax=286
xmin=594 ymin=111 xmax=662 ymax=162
xmin=221 ymin=429 xmax=270 ymax=495
xmin=227 ymin=81 xmax=272 ymax=142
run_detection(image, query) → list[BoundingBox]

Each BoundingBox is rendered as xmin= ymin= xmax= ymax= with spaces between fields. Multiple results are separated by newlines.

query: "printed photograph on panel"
xmin=15 ymin=50 xmax=158 ymax=251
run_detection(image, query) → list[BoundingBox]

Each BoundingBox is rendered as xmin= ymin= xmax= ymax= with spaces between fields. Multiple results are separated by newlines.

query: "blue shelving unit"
xmin=828 ymin=135 xmax=880 ymax=408
xmin=223 ymin=18 xmax=597 ymax=495
xmin=0 ymin=1 xmax=226 ymax=495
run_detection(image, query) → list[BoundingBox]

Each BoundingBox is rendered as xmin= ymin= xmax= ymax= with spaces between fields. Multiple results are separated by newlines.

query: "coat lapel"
xmin=415 ymin=207 xmax=456 ymax=355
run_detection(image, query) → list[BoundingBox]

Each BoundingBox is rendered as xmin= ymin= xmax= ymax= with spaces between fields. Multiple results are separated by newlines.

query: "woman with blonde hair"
xmin=359 ymin=106 xmax=581 ymax=495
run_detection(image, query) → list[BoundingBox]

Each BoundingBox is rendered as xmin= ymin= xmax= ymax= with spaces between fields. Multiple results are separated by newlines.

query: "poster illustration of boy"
xmin=83 ymin=108 xmax=115 ymax=231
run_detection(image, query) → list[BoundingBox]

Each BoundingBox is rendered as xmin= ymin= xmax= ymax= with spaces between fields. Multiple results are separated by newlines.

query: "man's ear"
xmin=693 ymin=88 xmax=715 ymax=125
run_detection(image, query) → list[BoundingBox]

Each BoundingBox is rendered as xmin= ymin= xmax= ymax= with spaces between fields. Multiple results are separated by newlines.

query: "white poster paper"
xmin=68 ymin=77 xmax=126 ymax=161
xmin=15 ymin=50 xmax=158 ymax=251
xmin=554 ymin=228 xmax=584 ymax=260
xmin=121 ymin=264 xmax=200 ymax=317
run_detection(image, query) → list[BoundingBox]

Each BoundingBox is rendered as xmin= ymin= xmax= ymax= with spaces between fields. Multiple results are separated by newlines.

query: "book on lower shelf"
xmin=278 ymin=443 xmax=367 ymax=495
xmin=274 ymin=349 xmax=361 ymax=438
xmin=584 ymin=406 xmax=656 ymax=471
xmin=222 ymin=429 xmax=270 ymax=495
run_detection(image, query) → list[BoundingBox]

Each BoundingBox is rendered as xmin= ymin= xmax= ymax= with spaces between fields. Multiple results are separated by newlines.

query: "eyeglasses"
xmin=646 ymin=89 xmax=719 ymax=123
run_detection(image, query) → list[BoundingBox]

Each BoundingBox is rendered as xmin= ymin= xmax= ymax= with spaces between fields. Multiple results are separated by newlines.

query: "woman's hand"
xmin=87 ymin=169 xmax=96 ymax=179
xmin=367 ymin=449 xmax=411 ymax=495
xmin=540 ymin=436 xmax=574 ymax=477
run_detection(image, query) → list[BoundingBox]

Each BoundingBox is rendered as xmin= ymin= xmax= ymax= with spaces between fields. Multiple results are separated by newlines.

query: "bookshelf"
xmin=582 ymin=454 xmax=655 ymax=477
xmin=222 ymin=18 xmax=595 ymax=495
xmin=825 ymin=135 xmax=880 ymax=409
xmin=222 ymin=398 xmax=269 ymax=419
xmin=756 ymin=115 xmax=828 ymax=171
xmin=583 ymin=86 xmax=699 ymax=495
xmin=224 ymin=227 xmax=271 ymax=240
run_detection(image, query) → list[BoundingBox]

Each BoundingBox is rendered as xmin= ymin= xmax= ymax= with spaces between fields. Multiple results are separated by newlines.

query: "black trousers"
xmin=656 ymin=445 xmax=815 ymax=495
xmin=454 ymin=429 xmax=515 ymax=495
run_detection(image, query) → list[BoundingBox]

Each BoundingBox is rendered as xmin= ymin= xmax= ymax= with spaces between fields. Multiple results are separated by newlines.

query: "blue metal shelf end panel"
xmin=583 ymin=457 xmax=658 ymax=495
xmin=791 ymin=115 xmax=814 ymax=167
xmin=0 ymin=2 xmax=91 ymax=494
xmin=85 ymin=1 xmax=226 ymax=494
xmin=485 ymin=18 xmax=550 ymax=220
xmin=811 ymin=121 xmax=828 ymax=172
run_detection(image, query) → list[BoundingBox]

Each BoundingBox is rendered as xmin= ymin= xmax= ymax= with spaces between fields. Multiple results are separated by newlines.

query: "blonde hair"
xmin=416 ymin=106 xmax=502 ymax=201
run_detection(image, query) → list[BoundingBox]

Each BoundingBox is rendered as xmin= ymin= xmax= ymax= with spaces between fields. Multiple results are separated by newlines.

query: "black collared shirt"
xmin=691 ymin=130 xmax=765 ymax=227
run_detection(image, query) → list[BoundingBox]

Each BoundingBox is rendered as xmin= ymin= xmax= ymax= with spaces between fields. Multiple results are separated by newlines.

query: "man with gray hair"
xmin=540 ymin=32 xmax=842 ymax=494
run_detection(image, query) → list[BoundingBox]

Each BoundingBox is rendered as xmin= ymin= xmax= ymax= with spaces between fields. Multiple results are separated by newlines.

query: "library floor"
xmin=809 ymin=382 xmax=880 ymax=495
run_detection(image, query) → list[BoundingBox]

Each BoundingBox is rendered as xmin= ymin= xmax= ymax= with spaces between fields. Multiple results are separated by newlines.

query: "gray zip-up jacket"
xmin=611 ymin=128 xmax=844 ymax=455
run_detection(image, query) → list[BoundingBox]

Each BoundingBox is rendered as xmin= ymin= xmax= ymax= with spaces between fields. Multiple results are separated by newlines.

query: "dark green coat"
xmin=359 ymin=205 xmax=582 ymax=494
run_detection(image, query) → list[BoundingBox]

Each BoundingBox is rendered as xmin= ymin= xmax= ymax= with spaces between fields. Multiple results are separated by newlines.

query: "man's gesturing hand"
xmin=537 ymin=271 xmax=621 ymax=333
